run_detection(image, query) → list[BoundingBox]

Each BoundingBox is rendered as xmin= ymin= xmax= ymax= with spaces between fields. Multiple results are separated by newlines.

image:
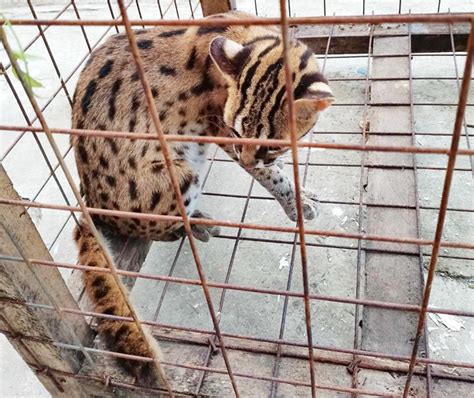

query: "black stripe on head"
xmin=159 ymin=29 xmax=187 ymax=38
xmin=197 ymin=26 xmax=227 ymax=35
xmin=299 ymin=48 xmax=313 ymax=71
xmin=234 ymin=40 xmax=282 ymax=124
xmin=244 ymin=35 xmax=280 ymax=46
xmin=186 ymin=46 xmax=197 ymax=70
xmin=254 ymin=59 xmax=284 ymax=107
xmin=294 ymin=72 xmax=328 ymax=100
xmin=267 ymin=85 xmax=286 ymax=139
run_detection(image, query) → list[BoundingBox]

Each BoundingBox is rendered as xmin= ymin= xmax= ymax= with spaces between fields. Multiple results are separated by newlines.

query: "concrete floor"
xmin=1 ymin=0 xmax=473 ymax=397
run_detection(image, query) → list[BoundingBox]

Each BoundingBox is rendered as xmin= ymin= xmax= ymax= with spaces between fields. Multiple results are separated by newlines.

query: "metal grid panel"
xmin=0 ymin=1 xmax=473 ymax=397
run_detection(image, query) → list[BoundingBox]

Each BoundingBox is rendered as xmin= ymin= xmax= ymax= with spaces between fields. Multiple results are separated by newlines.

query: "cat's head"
xmin=210 ymin=35 xmax=334 ymax=169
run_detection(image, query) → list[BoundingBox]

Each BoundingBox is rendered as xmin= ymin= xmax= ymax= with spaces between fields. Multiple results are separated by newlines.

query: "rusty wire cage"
xmin=0 ymin=0 xmax=473 ymax=396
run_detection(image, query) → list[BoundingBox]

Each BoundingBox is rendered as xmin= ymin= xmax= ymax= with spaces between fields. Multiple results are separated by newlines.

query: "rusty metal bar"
xmin=270 ymin=20 xmax=335 ymax=398
xmin=22 ymin=1 xmax=74 ymax=104
xmin=3 ymin=13 xmax=474 ymax=27
xmin=1 ymin=1 xmax=135 ymax=161
xmin=1 ymin=1 xmax=72 ymax=72
xmin=1 ymin=255 xmax=473 ymax=319
xmin=2 ymin=197 xmax=473 ymax=250
xmin=3 ymin=125 xmax=474 ymax=156
xmin=3 ymin=296 xmax=474 ymax=372
xmin=0 ymin=72 xmax=79 ymax=226
xmin=408 ymin=18 xmax=434 ymax=397
xmin=70 ymin=0 xmax=92 ymax=52
xmin=279 ymin=1 xmax=317 ymax=395
xmin=402 ymin=20 xmax=474 ymax=398
xmin=0 ymin=328 xmax=402 ymax=397
xmin=351 ymin=20 xmax=374 ymax=396
xmin=448 ymin=18 xmax=474 ymax=176
xmin=115 ymin=0 xmax=239 ymax=395
xmin=194 ymin=180 xmax=255 ymax=394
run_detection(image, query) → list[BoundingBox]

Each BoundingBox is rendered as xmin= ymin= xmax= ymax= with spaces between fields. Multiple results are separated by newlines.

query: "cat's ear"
xmin=209 ymin=36 xmax=251 ymax=79
xmin=293 ymin=82 xmax=334 ymax=138
xmin=294 ymin=82 xmax=335 ymax=114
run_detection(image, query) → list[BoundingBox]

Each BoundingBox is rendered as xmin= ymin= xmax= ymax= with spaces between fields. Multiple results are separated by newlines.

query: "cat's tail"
xmin=73 ymin=219 xmax=166 ymax=386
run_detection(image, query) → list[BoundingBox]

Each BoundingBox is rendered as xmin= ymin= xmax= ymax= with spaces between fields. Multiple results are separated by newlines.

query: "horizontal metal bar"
xmin=1 ymin=257 xmax=473 ymax=318
xmin=2 ymin=329 xmax=399 ymax=397
xmin=2 ymin=13 xmax=473 ymax=27
xmin=1 ymin=125 xmax=474 ymax=156
xmin=2 ymin=297 xmax=473 ymax=371
xmin=1 ymin=197 xmax=473 ymax=250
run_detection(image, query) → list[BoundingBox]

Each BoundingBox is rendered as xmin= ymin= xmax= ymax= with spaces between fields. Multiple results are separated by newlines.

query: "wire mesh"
xmin=0 ymin=1 xmax=473 ymax=397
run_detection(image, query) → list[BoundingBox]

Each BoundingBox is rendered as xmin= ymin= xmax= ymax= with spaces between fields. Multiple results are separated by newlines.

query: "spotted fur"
xmin=71 ymin=10 xmax=333 ymax=386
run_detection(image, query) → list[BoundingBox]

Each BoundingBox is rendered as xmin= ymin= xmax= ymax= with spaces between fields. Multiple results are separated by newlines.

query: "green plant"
xmin=1 ymin=15 xmax=43 ymax=91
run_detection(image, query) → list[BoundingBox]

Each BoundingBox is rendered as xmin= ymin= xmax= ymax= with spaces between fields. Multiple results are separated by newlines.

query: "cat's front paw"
xmin=190 ymin=210 xmax=221 ymax=242
xmin=286 ymin=189 xmax=320 ymax=222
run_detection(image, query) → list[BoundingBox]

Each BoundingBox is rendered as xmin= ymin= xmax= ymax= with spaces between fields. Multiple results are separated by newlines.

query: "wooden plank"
xmin=369 ymin=106 xmax=411 ymax=133
xmin=366 ymin=169 xmax=416 ymax=206
xmin=200 ymin=0 xmax=232 ymax=16
xmin=373 ymin=36 xmax=410 ymax=56
xmin=362 ymin=253 xmax=424 ymax=356
xmin=0 ymin=164 xmax=92 ymax=398
xmin=361 ymin=41 xmax=425 ymax=358
xmin=371 ymin=80 xmax=410 ymax=104
xmin=366 ymin=136 xmax=414 ymax=168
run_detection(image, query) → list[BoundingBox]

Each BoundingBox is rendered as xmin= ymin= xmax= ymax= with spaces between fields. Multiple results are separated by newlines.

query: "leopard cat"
xmin=71 ymin=10 xmax=334 ymax=386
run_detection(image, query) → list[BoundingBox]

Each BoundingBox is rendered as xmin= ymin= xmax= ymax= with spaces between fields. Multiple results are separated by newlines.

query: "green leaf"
xmin=13 ymin=50 xmax=27 ymax=61
xmin=24 ymin=74 xmax=43 ymax=88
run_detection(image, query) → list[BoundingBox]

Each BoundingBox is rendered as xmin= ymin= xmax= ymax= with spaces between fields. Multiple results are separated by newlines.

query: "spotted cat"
xmin=72 ymin=11 xmax=334 ymax=385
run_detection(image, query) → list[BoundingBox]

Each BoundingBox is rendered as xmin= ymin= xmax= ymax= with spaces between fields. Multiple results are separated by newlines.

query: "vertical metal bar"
xmin=399 ymin=0 xmax=403 ymax=14
xmin=323 ymin=0 xmax=327 ymax=17
xmin=1 ymin=66 xmax=79 ymax=226
xmin=70 ymin=0 xmax=92 ymax=52
xmin=437 ymin=0 xmax=442 ymax=13
xmin=407 ymin=17 xmax=433 ymax=398
xmin=269 ymin=21 xmax=334 ymax=398
xmin=351 ymin=21 xmax=374 ymax=397
xmin=193 ymin=179 xmax=255 ymax=396
xmin=107 ymin=0 xmax=120 ymax=33
xmin=115 ymin=1 xmax=239 ymax=395
xmin=448 ymin=17 xmax=474 ymax=176
xmin=0 ymin=22 xmax=174 ymax=396
xmin=402 ymin=21 xmax=474 ymax=397
xmin=156 ymin=0 xmax=164 ymax=19
xmin=26 ymin=0 xmax=73 ymax=106
xmin=173 ymin=0 xmax=181 ymax=19
xmin=279 ymin=1 xmax=317 ymax=396
xmin=363 ymin=0 xmax=366 ymax=15
xmin=188 ymin=0 xmax=195 ymax=19
xmin=254 ymin=0 xmax=258 ymax=16
xmin=135 ymin=0 xmax=146 ymax=28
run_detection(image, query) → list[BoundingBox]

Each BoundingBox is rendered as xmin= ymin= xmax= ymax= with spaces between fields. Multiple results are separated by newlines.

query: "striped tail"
xmin=74 ymin=220 xmax=166 ymax=386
